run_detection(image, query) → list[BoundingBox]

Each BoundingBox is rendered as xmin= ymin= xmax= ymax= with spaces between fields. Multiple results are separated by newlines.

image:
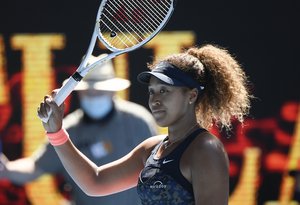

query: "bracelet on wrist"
xmin=46 ymin=129 xmax=69 ymax=146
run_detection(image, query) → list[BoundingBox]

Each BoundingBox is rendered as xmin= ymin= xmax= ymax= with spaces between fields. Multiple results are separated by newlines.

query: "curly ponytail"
xmin=187 ymin=44 xmax=251 ymax=130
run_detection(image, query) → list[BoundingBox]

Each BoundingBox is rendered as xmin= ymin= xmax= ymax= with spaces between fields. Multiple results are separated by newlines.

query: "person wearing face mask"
xmin=79 ymin=91 xmax=114 ymax=120
xmin=0 ymin=54 xmax=158 ymax=205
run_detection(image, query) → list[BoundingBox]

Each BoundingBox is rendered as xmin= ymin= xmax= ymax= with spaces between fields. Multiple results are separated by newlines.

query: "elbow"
xmin=84 ymin=190 xmax=101 ymax=197
xmin=80 ymin=184 xmax=104 ymax=197
xmin=77 ymin=179 xmax=107 ymax=197
xmin=79 ymin=181 xmax=121 ymax=197
xmin=71 ymin=167 xmax=114 ymax=196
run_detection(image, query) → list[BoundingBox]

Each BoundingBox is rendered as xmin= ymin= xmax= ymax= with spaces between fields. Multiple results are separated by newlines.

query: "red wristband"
xmin=46 ymin=129 xmax=69 ymax=146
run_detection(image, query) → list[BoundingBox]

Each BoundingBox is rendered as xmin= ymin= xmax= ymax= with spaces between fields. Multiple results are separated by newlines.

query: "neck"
xmin=163 ymin=122 xmax=199 ymax=149
xmin=167 ymin=121 xmax=199 ymax=144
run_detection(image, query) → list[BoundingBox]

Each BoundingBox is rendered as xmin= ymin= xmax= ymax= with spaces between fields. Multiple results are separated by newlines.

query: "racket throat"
xmin=71 ymin=72 xmax=84 ymax=82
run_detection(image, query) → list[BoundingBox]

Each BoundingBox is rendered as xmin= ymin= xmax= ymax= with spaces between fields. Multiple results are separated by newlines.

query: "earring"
xmin=189 ymin=101 xmax=193 ymax=104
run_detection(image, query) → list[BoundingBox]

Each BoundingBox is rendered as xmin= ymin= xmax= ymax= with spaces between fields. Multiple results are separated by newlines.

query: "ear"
xmin=189 ymin=88 xmax=199 ymax=104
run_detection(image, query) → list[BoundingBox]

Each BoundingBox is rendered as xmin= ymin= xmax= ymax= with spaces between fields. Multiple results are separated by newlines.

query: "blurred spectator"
xmin=0 ymin=54 xmax=158 ymax=205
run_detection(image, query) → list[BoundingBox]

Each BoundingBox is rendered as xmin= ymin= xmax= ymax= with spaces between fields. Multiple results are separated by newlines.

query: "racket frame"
xmin=40 ymin=0 xmax=176 ymax=123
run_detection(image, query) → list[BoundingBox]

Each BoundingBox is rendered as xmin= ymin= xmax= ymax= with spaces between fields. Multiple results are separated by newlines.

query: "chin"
xmin=154 ymin=118 xmax=169 ymax=128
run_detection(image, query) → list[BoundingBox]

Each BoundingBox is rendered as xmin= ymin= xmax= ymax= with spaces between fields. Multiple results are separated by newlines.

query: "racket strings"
xmin=110 ymin=0 xmax=150 ymax=40
xmin=137 ymin=0 xmax=166 ymax=25
xmin=125 ymin=0 xmax=158 ymax=32
xmin=99 ymin=0 xmax=173 ymax=50
xmin=101 ymin=0 xmax=164 ymax=45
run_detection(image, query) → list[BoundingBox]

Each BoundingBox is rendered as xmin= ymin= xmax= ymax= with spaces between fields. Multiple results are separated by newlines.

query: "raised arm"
xmin=52 ymin=136 xmax=147 ymax=196
xmin=37 ymin=92 xmax=156 ymax=196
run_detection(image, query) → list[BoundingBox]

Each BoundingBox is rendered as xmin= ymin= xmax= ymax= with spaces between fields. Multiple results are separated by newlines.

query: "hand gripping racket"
xmin=40 ymin=0 xmax=176 ymax=122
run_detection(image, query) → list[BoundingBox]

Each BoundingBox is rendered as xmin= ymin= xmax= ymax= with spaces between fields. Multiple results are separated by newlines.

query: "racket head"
xmin=96 ymin=0 xmax=176 ymax=52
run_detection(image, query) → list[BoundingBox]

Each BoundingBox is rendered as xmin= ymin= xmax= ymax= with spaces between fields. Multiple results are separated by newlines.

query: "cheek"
xmin=167 ymin=99 xmax=180 ymax=110
xmin=167 ymin=92 xmax=187 ymax=107
xmin=165 ymin=97 xmax=187 ymax=116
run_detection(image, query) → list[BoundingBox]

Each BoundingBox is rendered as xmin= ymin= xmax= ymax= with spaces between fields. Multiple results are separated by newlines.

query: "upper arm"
xmin=191 ymin=135 xmax=229 ymax=205
xmin=92 ymin=143 xmax=146 ymax=195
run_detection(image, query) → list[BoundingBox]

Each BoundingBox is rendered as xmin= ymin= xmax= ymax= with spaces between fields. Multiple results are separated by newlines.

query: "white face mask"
xmin=80 ymin=95 xmax=113 ymax=120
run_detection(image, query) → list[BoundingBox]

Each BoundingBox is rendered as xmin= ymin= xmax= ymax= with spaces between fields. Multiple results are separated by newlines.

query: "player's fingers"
xmin=37 ymin=98 xmax=49 ymax=118
xmin=45 ymin=97 xmax=59 ymax=114
xmin=51 ymin=89 xmax=59 ymax=98
xmin=50 ymin=89 xmax=64 ymax=115
xmin=43 ymin=95 xmax=52 ymax=113
xmin=45 ymin=96 xmax=64 ymax=120
xmin=59 ymin=102 xmax=65 ymax=114
xmin=37 ymin=103 xmax=46 ymax=118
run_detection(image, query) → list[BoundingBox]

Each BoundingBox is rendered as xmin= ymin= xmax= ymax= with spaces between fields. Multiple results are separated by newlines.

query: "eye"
xmin=160 ymin=89 xmax=166 ymax=93
xmin=160 ymin=87 xmax=170 ymax=94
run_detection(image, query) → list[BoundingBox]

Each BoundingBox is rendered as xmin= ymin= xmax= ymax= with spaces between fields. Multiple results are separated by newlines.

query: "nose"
xmin=149 ymin=95 xmax=161 ymax=108
xmin=153 ymin=100 xmax=160 ymax=106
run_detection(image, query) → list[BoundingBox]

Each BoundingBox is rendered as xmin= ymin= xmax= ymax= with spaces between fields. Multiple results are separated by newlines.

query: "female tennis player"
xmin=38 ymin=44 xmax=251 ymax=205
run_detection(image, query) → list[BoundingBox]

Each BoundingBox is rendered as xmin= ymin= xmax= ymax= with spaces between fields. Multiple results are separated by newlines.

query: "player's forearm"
xmin=45 ymin=128 xmax=106 ymax=195
xmin=53 ymin=140 xmax=102 ymax=196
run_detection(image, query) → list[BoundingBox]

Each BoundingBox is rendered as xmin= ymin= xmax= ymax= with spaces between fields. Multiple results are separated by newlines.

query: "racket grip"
xmin=40 ymin=76 xmax=80 ymax=123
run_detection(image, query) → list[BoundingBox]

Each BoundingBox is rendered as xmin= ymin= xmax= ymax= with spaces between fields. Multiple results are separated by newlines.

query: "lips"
xmin=151 ymin=109 xmax=165 ymax=114
xmin=151 ymin=109 xmax=166 ymax=118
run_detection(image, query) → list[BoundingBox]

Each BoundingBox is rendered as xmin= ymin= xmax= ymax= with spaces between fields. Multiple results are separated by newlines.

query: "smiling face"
xmin=148 ymin=77 xmax=195 ymax=127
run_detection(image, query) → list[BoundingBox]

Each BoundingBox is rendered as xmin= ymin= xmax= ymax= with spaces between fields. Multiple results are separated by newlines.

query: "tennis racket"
xmin=40 ymin=0 xmax=176 ymax=123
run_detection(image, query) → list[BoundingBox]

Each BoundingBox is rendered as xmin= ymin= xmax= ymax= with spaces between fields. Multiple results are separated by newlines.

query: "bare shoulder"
xmin=190 ymin=131 xmax=228 ymax=166
xmin=193 ymin=131 xmax=226 ymax=152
